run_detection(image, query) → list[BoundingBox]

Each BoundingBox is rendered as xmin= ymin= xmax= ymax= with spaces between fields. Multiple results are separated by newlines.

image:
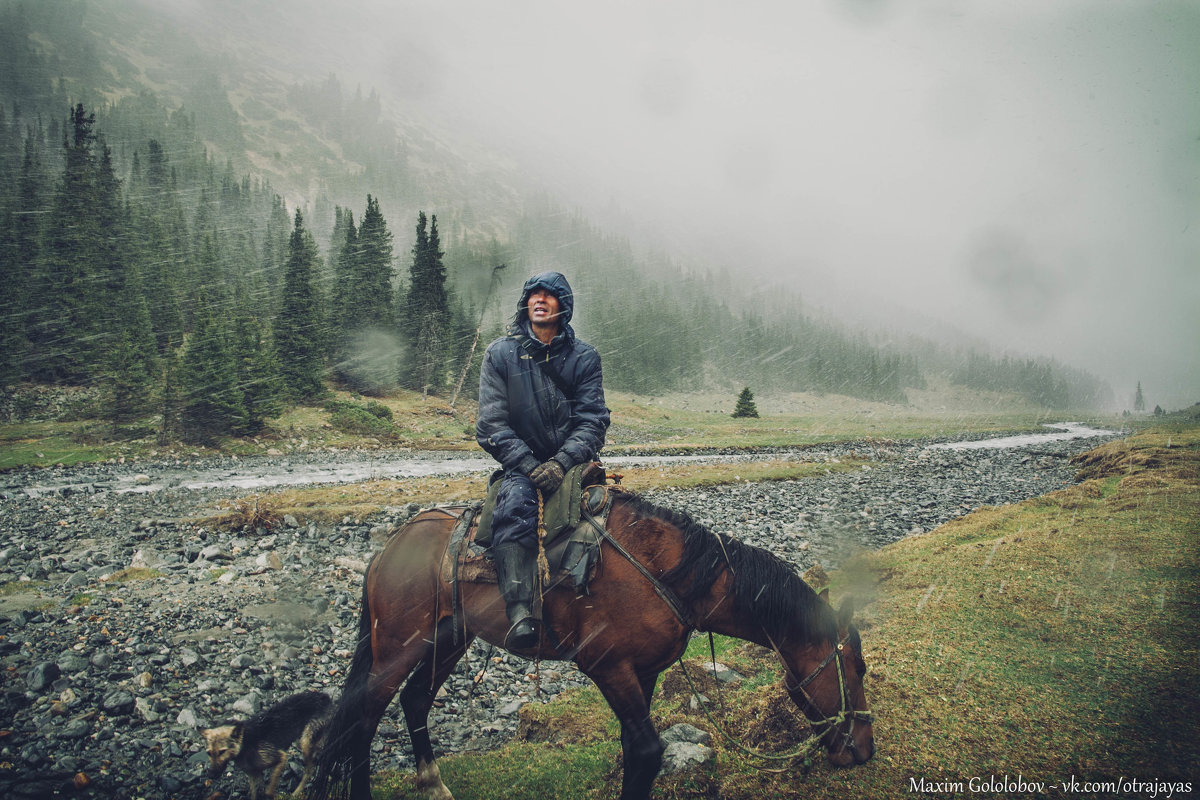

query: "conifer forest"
xmin=0 ymin=1 xmax=1116 ymax=444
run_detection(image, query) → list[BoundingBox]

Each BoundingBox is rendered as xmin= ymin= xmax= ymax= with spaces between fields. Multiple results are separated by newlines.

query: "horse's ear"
xmin=818 ymin=588 xmax=830 ymax=605
xmin=836 ymin=597 xmax=856 ymax=629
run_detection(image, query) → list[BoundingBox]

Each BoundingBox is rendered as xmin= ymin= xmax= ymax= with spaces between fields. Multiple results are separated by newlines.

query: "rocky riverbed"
xmin=0 ymin=428 xmax=1119 ymax=799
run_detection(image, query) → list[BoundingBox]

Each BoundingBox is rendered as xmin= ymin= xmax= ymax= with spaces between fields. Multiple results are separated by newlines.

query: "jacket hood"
xmin=516 ymin=271 xmax=574 ymax=325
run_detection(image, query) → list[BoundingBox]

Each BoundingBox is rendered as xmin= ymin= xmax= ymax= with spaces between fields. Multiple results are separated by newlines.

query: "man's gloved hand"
xmin=529 ymin=459 xmax=565 ymax=494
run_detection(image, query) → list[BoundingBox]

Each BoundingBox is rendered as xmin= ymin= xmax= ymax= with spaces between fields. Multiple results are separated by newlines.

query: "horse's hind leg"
xmin=345 ymin=620 xmax=444 ymax=800
xmin=398 ymin=616 xmax=472 ymax=800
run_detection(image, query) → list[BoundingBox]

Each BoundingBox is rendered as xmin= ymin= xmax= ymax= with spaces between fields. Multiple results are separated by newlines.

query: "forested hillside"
xmin=0 ymin=0 xmax=1112 ymax=443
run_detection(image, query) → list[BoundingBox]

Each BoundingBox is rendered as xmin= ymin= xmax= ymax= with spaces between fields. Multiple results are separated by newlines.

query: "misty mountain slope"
xmin=0 ymin=0 xmax=1116 ymax=411
xmin=62 ymin=0 xmax=526 ymax=242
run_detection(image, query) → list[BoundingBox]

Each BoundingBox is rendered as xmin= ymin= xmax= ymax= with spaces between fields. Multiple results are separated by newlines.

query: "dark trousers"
xmin=491 ymin=472 xmax=539 ymax=549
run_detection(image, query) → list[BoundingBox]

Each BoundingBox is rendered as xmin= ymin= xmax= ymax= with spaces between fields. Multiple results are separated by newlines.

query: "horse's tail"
xmin=308 ymin=560 xmax=376 ymax=800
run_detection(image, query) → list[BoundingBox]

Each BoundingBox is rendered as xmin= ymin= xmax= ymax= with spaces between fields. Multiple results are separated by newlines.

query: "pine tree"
xmin=732 ymin=386 xmax=759 ymax=418
xmin=0 ymin=136 xmax=41 ymax=382
xmin=158 ymin=344 xmax=182 ymax=445
xmin=330 ymin=206 xmax=356 ymax=328
xmin=178 ymin=291 xmax=245 ymax=442
xmin=402 ymin=211 xmax=448 ymax=393
xmin=92 ymin=142 xmax=130 ymax=324
xmin=103 ymin=330 xmax=153 ymax=424
xmin=274 ymin=209 xmax=326 ymax=400
xmin=26 ymin=104 xmax=100 ymax=381
xmin=1133 ymin=381 xmax=1145 ymax=412
xmin=355 ymin=195 xmax=394 ymax=327
xmin=233 ymin=315 xmax=284 ymax=434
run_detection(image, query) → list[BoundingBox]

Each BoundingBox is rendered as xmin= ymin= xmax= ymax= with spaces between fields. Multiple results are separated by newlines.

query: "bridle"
xmin=784 ymin=631 xmax=874 ymax=761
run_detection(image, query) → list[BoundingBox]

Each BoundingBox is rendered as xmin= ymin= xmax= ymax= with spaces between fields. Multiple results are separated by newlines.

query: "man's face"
xmin=527 ymin=288 xmax=561 ymax=326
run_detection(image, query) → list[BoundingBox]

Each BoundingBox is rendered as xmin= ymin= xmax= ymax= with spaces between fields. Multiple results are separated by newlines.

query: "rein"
xmin=594 ymin=517 xmax=694 ymax=629
xmin=674 ymin=630 xmax=871 ymax=770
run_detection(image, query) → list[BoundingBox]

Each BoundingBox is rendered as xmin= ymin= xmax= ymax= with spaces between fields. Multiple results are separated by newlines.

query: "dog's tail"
xmin=308 ymin=559 xmax=376 ymax=800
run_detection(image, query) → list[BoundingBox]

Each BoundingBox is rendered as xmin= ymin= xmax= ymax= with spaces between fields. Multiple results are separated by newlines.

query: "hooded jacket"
xmin=476 ymin=272 xmax=609 ymax=475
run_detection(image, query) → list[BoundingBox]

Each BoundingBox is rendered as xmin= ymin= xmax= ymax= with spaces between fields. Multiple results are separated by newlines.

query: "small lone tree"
xmin=1133 ymin=381 xmax=1145 ymax=412
xmin=732 ymin=387 xmax=759 ymax=418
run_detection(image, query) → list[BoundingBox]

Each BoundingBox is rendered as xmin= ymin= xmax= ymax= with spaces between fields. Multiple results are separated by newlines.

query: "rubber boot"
xmin=492 ymin=543 xmax=539 ymax=649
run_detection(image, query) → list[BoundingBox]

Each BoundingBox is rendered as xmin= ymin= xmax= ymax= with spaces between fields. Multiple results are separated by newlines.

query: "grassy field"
xmin=0 ymin=380 xmax=1129 ymax=470
xmin=347 ymin=416 xmax=1199 ymax=800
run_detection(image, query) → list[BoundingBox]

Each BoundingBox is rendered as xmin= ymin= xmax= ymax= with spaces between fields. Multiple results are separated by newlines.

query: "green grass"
xmin=0 ymin=579 xmax=47 ymax=596
xmin=368 ymin=741 xmax=622 ymax=800
xmin=0 ymin=421 xmax=117 ymax=469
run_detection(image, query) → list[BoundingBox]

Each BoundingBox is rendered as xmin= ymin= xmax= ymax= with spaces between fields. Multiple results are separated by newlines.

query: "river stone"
xmin=102 ymin=690 xmax=135 ymax=714
xmin=659 ymin=741 xmax=713 ymax=775
xmin=135 ymin=696 xmax=160 ymax=722
xmin=131 ymin=548 xmax=167 ymax=569
xmin=59 ymin=718 xmax=90 ymax=739
xmin=254 ymin=551 xmax=282 ymax=570
xmin=661 ymin=723 xmax=712 ymax=746
xmin=701 ymin=662 xmax=743 ymax=684
xmin=198 ymin=544 xmax=231 ymax=562
xmin=26 ymin=662 xmax=60 ymax=692
xmin=232 ymin=693 xmax=261 ymax=716
xmin=56 ymin=653 xmax=89 ymax=673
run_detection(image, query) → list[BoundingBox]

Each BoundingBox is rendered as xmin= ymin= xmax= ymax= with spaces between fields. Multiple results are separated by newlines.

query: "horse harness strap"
xmin=447 ymin=502 xmax=482 ymax=644
xmin=591 ymin=508 xmax=694 ymax=630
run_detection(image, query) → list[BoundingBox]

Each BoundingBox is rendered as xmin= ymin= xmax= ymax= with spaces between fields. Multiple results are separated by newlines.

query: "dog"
xmin=201 ymin=690 xmax=332 ymax=800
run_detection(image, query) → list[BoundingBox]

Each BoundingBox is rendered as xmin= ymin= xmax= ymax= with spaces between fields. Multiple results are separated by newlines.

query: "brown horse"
xmin=310 ymin=489 xmax=874 ymax=800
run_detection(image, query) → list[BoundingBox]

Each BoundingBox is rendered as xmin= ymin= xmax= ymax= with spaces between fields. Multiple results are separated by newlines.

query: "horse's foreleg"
xmin=590 ymin=667 xmax=665 ymax=800
xmin=399 ymin=617 xmax=471 ymax=800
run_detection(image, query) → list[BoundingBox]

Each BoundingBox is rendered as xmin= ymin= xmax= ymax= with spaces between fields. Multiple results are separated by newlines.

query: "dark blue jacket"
xmin=476 ymin=272 xmax=609 ymax=475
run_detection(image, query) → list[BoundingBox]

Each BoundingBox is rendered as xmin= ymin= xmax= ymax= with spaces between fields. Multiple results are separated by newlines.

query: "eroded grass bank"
xmin=362 ymin=423 xmax=1199 ymax=800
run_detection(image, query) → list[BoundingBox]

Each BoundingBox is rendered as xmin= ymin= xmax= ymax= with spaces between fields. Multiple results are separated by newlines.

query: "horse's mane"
xmin=618 ymin=493 xmax=836 ymax=646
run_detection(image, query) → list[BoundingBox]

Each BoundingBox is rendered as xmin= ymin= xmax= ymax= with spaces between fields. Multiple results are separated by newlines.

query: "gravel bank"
xmin=0 ymin=430 xmax=1118 ymax=799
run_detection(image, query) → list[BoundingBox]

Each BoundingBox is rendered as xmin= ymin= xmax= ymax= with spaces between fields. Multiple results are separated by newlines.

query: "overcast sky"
xmin=273 ymin=0 xmax=1200 ymax=408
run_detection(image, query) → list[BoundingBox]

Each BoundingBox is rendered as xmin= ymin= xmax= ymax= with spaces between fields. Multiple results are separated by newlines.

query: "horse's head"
xmin=785 ymin=590 xmax=875 ymax=767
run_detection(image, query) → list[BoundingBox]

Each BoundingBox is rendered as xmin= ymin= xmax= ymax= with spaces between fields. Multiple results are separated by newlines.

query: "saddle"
xmin=439 ymin=462 xmax=620 ymax=595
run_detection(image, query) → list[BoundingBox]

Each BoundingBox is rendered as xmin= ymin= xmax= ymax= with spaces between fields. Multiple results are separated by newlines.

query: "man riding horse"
xmin=475 ymin=271 xmax=610 ymax=649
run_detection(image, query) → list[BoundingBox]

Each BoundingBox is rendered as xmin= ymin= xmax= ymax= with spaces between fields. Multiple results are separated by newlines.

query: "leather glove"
xmin=529 ymin=459 xmax=565 ymax=494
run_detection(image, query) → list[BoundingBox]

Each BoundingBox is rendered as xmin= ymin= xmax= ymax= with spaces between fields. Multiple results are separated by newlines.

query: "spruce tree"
xmin=233 ymin=315 xmax=284 ymax=434
xmin=274 ymin=209 xmax=326 ymax=400
xmin=103 ymin=329 xmax=153 ymax=424
xmin=732 ymin=386 xmax=759 ymax=418
xmin=178 ymin=291 xmax=245 ymax=442
xmin=402 ymin=211 xmax=448 ymax=393
xmin=27 ymin=104 xmax=100 ymax=381
xmin=1 ymin=136 xmax=43 ymax=382
xmin=355 ymin=195 xmax=394 ymax=327
xmin=158 ymin=344 xmax=182 ymax=445
xmin=1134 ymin=381 xmax=1145 ymax=412
xmin=330 ymin=206 xmax=356 ymax=328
